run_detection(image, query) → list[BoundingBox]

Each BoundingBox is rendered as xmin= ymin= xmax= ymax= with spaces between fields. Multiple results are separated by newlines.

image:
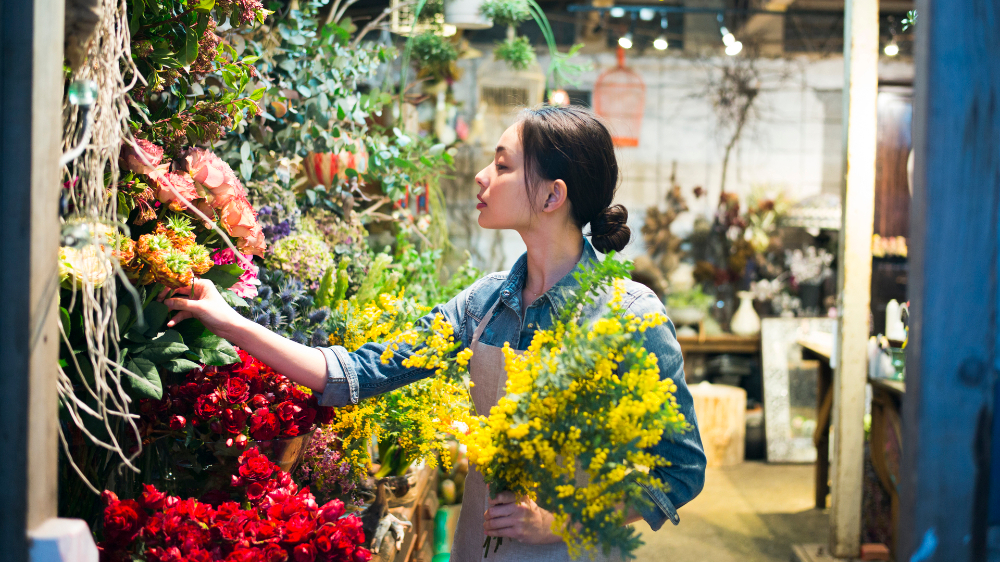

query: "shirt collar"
xmin=498 ymin=238 xmax=601 ymax=312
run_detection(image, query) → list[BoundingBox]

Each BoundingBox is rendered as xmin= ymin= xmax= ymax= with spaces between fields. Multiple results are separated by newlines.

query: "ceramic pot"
xmin=302 ymin=137 xmax=368 ymax=189
xmin=730 ymin=291 xmax=761 ymax=336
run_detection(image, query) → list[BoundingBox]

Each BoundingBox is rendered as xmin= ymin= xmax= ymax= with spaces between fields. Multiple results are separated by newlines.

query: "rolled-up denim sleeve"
xmin=626 ymin=291 xmax=707 ymax=530
xmin=316 ymin=281 xmax=476 ymax=407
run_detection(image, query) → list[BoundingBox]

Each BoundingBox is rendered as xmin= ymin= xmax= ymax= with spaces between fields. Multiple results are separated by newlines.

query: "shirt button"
xmin=502 ymin=290 xmax=511 ymax=297
xmin=527 ymin=323 xmax=534 ymax=329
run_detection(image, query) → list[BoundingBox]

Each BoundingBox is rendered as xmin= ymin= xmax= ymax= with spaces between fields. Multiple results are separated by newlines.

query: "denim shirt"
xmin=317 ymin=239 xmax=706 ymax=531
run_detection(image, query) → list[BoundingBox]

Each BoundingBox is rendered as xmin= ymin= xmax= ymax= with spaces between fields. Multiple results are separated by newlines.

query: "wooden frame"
xmin=898 ymin=1 xmax=1000 ymax=560
xmin=0 ymin=0 xmax=65 ymax=558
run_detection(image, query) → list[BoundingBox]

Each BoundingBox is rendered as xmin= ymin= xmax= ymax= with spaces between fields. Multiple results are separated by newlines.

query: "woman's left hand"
xmin=483 ymin=491 xmax=563 ymax=545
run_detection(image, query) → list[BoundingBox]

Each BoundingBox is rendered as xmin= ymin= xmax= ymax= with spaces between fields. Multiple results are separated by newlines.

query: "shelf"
xmin=677 ymin=334 xmax=761 ymax=355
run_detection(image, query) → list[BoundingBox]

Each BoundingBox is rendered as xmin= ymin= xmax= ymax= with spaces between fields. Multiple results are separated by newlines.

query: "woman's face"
xmin=474 ymin=123 xmax=539 ymax=231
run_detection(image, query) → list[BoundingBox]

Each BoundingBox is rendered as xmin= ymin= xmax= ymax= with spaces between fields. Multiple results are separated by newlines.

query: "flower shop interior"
xmin=0 ymin=1 xmax=993 ymax=562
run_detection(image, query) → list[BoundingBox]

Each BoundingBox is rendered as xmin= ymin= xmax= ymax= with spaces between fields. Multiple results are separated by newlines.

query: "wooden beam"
xmin=897 ymin=1 xmax=1000 ymax=560
xmin=829 ymin=0 xmax=878 ymax=557
xmin=0 ymin=0 xmax=64 ymax=557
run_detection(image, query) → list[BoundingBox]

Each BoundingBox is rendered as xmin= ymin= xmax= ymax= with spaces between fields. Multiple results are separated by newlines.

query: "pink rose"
xmin=148 ymin=163 xmax=199 ymax=212
xmin=212 ymin=249 xmax=261 ymax=299
xmin=122 ymin=139 xmax=164 ymax=175
xmin=185 ymin=148 xmax=246 ymax=209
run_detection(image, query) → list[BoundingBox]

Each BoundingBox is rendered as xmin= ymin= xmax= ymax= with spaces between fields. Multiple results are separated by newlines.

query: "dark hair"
xmin=518 ymin=105 xmax=631 ymax=253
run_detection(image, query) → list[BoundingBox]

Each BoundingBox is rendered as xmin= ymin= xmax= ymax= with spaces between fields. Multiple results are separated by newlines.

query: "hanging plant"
xmin=493 ymin=35 xmax=535 ymax=70
xmin=410 ymin=31 xmax=460 ymax=83
xmin=479 ymin=0 xmax=530 ymax=28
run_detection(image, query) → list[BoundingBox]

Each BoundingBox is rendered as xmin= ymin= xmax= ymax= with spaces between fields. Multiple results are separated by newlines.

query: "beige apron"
xmin=450 ymin=300 xmax=622 ymax=562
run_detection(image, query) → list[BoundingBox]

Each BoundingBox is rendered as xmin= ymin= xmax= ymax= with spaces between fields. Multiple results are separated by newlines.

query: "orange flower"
xmin=219 ymin=197 xmax=266 ymax=256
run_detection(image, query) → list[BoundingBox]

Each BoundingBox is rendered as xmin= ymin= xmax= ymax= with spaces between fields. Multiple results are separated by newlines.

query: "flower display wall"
xmin=58 ymin=0 xmax=482 ymax=550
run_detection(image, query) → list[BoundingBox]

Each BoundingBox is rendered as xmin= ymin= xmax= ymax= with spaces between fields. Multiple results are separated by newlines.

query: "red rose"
xmin=233 ymin=433 xmax=249 ymax=449
xmin=315 ymin=406 xmax=335 ymax=425
xmin=193 ymin=393 xmax=221 ymax=420
xmin=254 ymin=520 xmax=284 ymax=544
xmin=339 ymin=515 xmax=365 ymax=545
xmin=293 ymin=542 xmax=317 ymax=562
xmin=250 ymin=394 xmax=269 ymax=409
xmin=140 ymin=484 xmax=167 ymax=510
xmin=226 ymin=547 xmax=263 ymax=562
xmin=102 ymin=497 xmax=146 ymax=546
xmin=294 ymin=407 xmax=316 ymax=435
xmin=222 ymin=408 xmax=249 ymax=435
xmin=261 ymin=542 xmax=289 ymax=561
xmin=226 ymin=378 xmax=251 ymax=404
xmin=275 ymin=401 xmax=301 ymax=423
xmin=353 ymin=547 xmax=373 ymax=562
xmin=168 ymin=415 xmax=187 ymax=431
xmin=250 ymin=408 xmax=279 ymax=441
xmin=319 ymin=500 xmax=345 ymax=523
xmin=284 ymin=512 xmax=317 ymax=544
xmin=238 ymin=449 xmax=276 ymax=482
xmin=252 ymin=482 xmax=274 ymax=503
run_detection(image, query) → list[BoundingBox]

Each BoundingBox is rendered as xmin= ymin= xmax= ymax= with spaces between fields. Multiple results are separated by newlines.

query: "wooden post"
xmin=0 ymin=0 xmax=65 ymax=558
xmin=829 ymin=0 xmax=878 ymax=557
xmin=898 ymin=1 xmax=1000 ymax=560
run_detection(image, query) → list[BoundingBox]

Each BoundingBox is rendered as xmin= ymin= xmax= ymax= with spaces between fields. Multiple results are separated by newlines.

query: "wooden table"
xmin=798 ymin=336 xmax=834 ymax=509
xmin=374 ymin=465 xmax=438 ymax=562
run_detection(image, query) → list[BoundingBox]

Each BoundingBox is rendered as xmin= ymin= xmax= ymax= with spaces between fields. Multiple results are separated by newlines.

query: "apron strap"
xmin=472 ymin=297 xmax=503 ymax=348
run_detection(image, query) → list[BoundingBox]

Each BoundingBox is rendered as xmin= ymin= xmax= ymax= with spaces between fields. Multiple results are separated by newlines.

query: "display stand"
xmin=375 ymin=465 xmax=439 ymax=562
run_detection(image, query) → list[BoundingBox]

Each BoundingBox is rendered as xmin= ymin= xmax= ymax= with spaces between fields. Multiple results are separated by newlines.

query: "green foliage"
xmin=127 ymin=0 xmax=269 ymax=154
xmin=479 ymin=0 xmax=531 ymax=28
xmin=410 ymin=32 xmax=459 ymax=83
xmin=902 ymin=10 xmax=917 ymax=31
xmin=493 ymin=36 xmax=535 ymax=70
xmin=665 ymin=286 xmax=714 ymax=311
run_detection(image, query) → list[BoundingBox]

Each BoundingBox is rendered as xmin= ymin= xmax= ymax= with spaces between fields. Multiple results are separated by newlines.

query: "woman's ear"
xmin=541 ymin=179 xmax=569 ymax=213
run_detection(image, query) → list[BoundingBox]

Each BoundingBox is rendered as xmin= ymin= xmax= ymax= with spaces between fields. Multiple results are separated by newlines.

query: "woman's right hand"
xmin=163 ymin=279 xmax=248 ymax=339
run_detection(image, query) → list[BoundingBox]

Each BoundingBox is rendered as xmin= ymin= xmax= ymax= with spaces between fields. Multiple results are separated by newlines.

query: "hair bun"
xmin=588 ymin=204 xmax=631 ymax=253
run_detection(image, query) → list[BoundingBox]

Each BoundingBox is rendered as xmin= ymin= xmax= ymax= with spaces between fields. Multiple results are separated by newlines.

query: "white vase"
xmin=730 ymin=291 xmax=761 ymax=336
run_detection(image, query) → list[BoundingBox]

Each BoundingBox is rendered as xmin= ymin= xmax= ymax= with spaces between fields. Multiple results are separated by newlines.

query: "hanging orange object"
xmin=593 ymin=46 xmax=646 ymax=147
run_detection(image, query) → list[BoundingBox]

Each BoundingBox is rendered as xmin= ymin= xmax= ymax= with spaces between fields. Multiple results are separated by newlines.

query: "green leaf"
xmin=193 ymin=0 xmax=215 ymax=13
xmin=136 ymin=330 xmax=189 ymax=363
xmin=142 ymin=301 xmax=170 ymax=337
xmin=183 ymin=28 xmax=200 ymax=66
xmin=200 ymin=263 xmax=245 ymax=288
xmin=161 ymin=357 xmax=201 ymax=373
xmin=59 ymin=307 xmax=71 ymax=336
xmin=250 ymin=86 xmax=265 ymax=101
xmin=240 ymin=141 xmax=252 ymax=162
xmin=219 ymin=289 xmax=249 ymax=309
xmin=174 ymin=318 xmax=209 ymax=342
xmin=242 ymin=55 xmax=260 ymax=65
xmin=240 ymin=160 xmax=253 ymax=181
xmin=123 ymin=357 xmax=163 ymax=400
xmin=344 ymin=167 xmax=358 ymax=178
xmin=186 ymin=333 xmax=240 ymax=366
xmin=428 ymin=143 xmax=446 ymax=157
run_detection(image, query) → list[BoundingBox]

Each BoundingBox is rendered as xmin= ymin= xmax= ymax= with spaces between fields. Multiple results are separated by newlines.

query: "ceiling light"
xmin=884 ymin=40 xmax=899 ymax=56
xmin=720 ymin=26 xmax=736 ymax=47
xmin=639 ymin=8 xmax=655 ymax=21
xmin=618 ymin=32 xmax=633 ymax=49
xmin=725 ymin=41 xmax=743 ymax=56
xmin=653 ymin=36 xmax=668 ymax=50
xmin=609 ymin=7 xmax=625 ymax=18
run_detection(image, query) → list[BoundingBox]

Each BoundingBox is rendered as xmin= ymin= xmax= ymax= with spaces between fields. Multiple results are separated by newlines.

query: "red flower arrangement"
xmin=145 ymin=349 xmax=335 ymax=446
xmin=98 ymin=448 xmax=372 ymax=562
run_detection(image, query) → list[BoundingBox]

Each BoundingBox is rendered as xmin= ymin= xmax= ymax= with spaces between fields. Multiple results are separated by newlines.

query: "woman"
xmin=165 ymin=106 xmax=706 ymax=560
